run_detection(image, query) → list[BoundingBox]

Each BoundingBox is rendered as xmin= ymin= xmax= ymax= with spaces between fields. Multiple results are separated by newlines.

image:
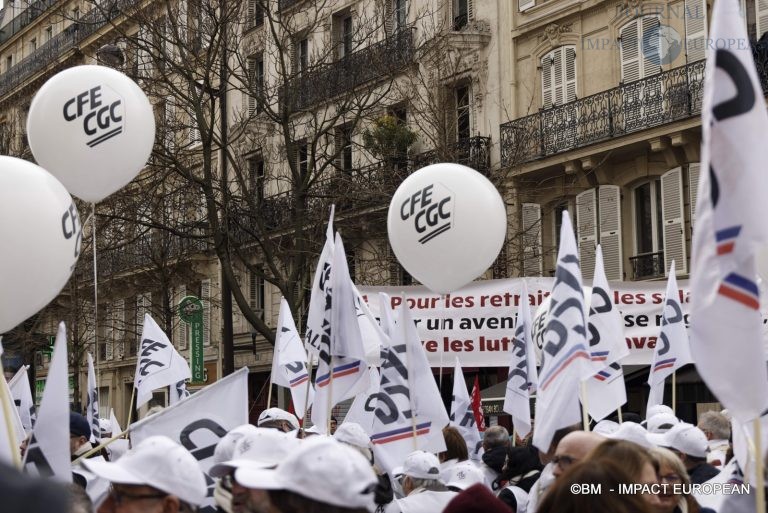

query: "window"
xmin=455 ymin=85 xmax=471 ymax=142
xmin=453 ymin=0 xmax=469 ymax=30
xmin=336 ymin=15 xmax=353 ymax=59
xmin=633 ymin=179 xmax=663 ymax=256
xmin=247 ymin=55 xmax=264 ymax=115
xmin=248 ymin=0 xmax=264 ymax=29
xmin=248 ymin=155 xmax=265 ymax=202
xmin=29 ymin=38 xmax=37 ymax=54
xmin=541 ymin=46 xmax=576 ymax=109
xmin=335 ymin=125 xmax=353 ymax=173
xmin=294 ymin=38 xmax=308 ymax=74
xmin=98 ymin=387 xmax=110 ymax=418
xmin=619 ymin=16 xmax=664 ymax=129
xmin=297 ymin=140 xmax=309 ymax=176
xmin=73 ymin=7 xmax=80 ymax=21
xmin=249 ymin=267 xmax=265 ymax=319
xmin=394 ymin=0 xmax=407 ymax=32
xmin=45 ymin=26 xmax=53 ymax=41
xmin=6 ymin=55 xmax=12 ymax=72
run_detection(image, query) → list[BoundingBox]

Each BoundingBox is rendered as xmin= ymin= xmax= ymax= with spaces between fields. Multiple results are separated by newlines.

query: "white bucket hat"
xmin=83 ymin=435 xmax=207 ymax=506
xmin=235 ymin=437 xmax=378 ymax=512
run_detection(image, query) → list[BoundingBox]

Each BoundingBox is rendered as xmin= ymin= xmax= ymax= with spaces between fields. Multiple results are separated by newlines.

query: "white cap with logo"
xmin=83 ymin=435 xmax=207 ymax=506
xmin=647 ymin=422 xmax=708 ymax=458
xmin=235 ymin=437 xmax=378 ymax=512
xmin=257 ymin=408 xmax=300 ymax=430
xmin=210 ymin=427 xmax=301 ymax=477
xmin=212 ymin=423 xmax=259 ymax=465
xmin=607 ymin=422 xmax=653 ymax=449
xmin=444 ymin=460 xmax=485 ymax=490
xmin=400 ymin=450 xmax=442 ymax=480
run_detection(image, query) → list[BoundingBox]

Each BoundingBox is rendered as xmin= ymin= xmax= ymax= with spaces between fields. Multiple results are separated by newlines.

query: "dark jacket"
xmin=0 ymin=462 xmax=68 ymax=513
xmin=689 ymin=462 xmax=720 ymax=484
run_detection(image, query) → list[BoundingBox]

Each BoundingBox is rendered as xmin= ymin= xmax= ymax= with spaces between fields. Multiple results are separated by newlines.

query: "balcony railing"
xmin=500 ymin=43 xmax=768 ymax=166
xmin=629 ymin=251 xmax=665 ymax=280
xmin=0 ymin=0 xmax=60 ymax=46
xmin=279 ymin=29 xmax=414 ymax=112
xmin=0 ymin=0 xmax=134 ymax=100
xmin=411 ymin=136 xmax=492 ymax=175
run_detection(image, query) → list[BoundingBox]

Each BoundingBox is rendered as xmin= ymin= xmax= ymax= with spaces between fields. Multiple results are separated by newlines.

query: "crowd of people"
xmin=1 ymin=404 xmax=758 ymax=513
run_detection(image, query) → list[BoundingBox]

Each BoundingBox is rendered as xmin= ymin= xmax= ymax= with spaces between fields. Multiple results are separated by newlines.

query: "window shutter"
xmin=247 ymin=57 xmax=256 ymax=116
xmin=641 ymin=16 xmax=662 ymax=74
xmin=541 ymin=52 xmax=553 ymax=109
xmin=552 ymin=47 xmax=564 ymax=106
xmin=519 ymin=0 xmax=535 ymax=11
xmin=247 ymin=0 xmax=255 ymax=29
xmin=174 ymin=286 xmax=189 ymax=350
xmin=576 ymin=189 xmax=598 ymax=279
xmin=599 ymin=186 xmax=623 ymax=280
xmin=467 ymin=0 xmax=474 ymax=20
xmin=521 ymin=203 xmax=542 ymax=276
xmin=165 ymin=99 xmax=176 ymax=152
xmin=179 ymin=0 xmax=188 ymax=47
xmin=136 ymin=292 xmax=150 ymax=347
xmin=759 ymin=0 xmax=768 ymax=38
xmin=661 ymin=167 xmax=688 ymax=276
xmin=115 ymin=299 xmax=125 ymax=359
xmin=202 ymin=279 xmax=211 ymax=346
xmin=105 ymin=303 xmax=114 ymax=361
xmin=688 ymin=163 xmax=700 ymax=223
xmin=384 ymin=0 xmax=394 ymax=36
xmin=564 ymin=46 xmax=577 ymax=103
xmin=620 ymin=20 xmax=640 ymax=83
xmin=685 ymin=0 xmax=707 ymax=61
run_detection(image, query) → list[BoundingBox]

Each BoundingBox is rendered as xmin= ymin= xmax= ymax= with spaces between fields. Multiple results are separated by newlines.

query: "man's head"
xmin=257 ymin=408 xmax=299 ymax=433
xmin=70 ymin=412 xmax=91 ymax=455
xmin=539 ymin=424 xmax=579 ymax=465
xmin=83 ymin=435 xmax=207 ymax=513
xmin=330 ymin=416 xmax=338 ymax=435
xmin=482 ymin=426 xmax=510 ymax=452
xmin=697 ymin=411 xmax=731 ymax=441
xmin=551 ymin=431 xmax=604 ymax=479
xmin=398 ymin=450 xmax=443 ymax=496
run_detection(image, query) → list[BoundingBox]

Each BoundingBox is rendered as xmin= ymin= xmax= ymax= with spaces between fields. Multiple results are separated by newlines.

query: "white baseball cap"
xmin=212 ymin=424 xmax=259 ymax=465
xmin=645 ymin=404 xmax=675 ymax=422
xmin=210 ymin=427 xmax=301 ymax=477
xmin=646 ymin=413 xmax=680 ymax=434
xmin=607 ymin=422 xmax=653 ymax=449
xmin=257 ymin=408 xmax=300 ymax=430
xmin=647 ymin=423 xmax=708 ymax=458
xmin=98 ymin=418 xmax=113 ymax=435
xmin=401 ymin=450 xmax=442 ymax=480
xmin=235 ymin=437 xmax=378 ymax=512
xmin=593 ymin=420 xmax=620 ymax=436
xmin=333 ymin=422 xmax=371 ymax=449
xmin=83 ymin=435 xmax=207 ymax=506
xmin=444 ymin=461 xmax=485 ymax=491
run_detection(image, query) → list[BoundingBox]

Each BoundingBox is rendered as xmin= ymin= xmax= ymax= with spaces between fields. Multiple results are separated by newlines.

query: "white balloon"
xmin=27 ymin=65 xmax=155 ymax=203
xmin=0 ymin=157 xmax=82 ymax=333
xmin=387 ymin=163 xmax=507 ymax=294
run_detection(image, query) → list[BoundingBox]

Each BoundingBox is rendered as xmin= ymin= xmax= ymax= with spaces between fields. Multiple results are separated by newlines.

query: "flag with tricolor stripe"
xmin=532 ymin=211 xmax=592 ymax=452
xmin=689 ymin=0 xmax=768 ymax=423
xmin=271 ymin=297 xmax=314 ymax=419
xmin=647 ymin=262 xmax=692 ymax=411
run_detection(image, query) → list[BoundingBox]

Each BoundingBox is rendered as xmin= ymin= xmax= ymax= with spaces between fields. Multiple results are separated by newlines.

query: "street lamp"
xmin=96 ymin=43 xmax=125 ymax=68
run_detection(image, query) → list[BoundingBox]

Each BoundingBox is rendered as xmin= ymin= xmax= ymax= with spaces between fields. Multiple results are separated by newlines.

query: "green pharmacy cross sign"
xmin=179 ymin=296 xmax=204 ymax=383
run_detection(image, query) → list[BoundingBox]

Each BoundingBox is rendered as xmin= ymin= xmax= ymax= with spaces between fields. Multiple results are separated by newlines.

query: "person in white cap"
xmin=333 ymin=422 xmax=373 ymax=463
xmin=647 ymin=423 xmax=719 ymax=484
xmin=646 ymin=413 xmax=680 ymax=434
xmin=385 ymin=450 xmax=457 ymax=513
xmin=210 ymin=427 xmax=300 ymax=513
xmin=593 ymin=420 xmax=620 ymax=436
xmin=257 ymin=408 xmax=300 ymax=433
xmin=444 ymin=460 xmax=485 ymax=492
xmin=235 ymin=437 xmax=378 ymax=513
xmin=607 ymin=421 xmax=653 ymax=449
xmin=697 ymin=411 xmax=731 ymax=468
xmin=82 ymin=435 xmax=207 ymax=513
xmin=645 ymin=404 xmax=675 ymax=421
xmin=210 ymin=424 xmax=259 ymax=513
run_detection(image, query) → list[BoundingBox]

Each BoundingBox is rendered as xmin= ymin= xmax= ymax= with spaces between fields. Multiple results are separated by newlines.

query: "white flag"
xmin=131 ymin=367 xmax=249 ymax=511
xmin=0 ymin=341 xmax=24 ymax=465
xmin=353 ymin=285 xmax=386 ymax=365
xmin=169 ymin=379 xmax=190 ymax=405
xmin=370 ymin=304 xmax=448 ymax=474
xmin=305 ymin=207 xmax=335 ymax=357
xmin=450 ymin=358 xmax=482 ymax=459
xmin=343 ymin=366 xmax=380 ymax=434
xmin=23 ymin=322 xmax=71 ymax=482
xmin=9 ymin=365 xmax=35 ymax=433
xmin=647 ymin=263 xmax=692 ymax=411
xmin=109 ymin=408 xmax=122 ymax=435
xmin=86 ymin=353 xmax=100 ymax=442
xmin=503 ymin=280 xmax=538 ymax=438
xmin=330 ymin=234 xmax=367 ymax=361
xmin=690 ymin=0 xmax=768 ymax=422
xmin=533 ymin=211 xmax=591 ymax=452
xmin=272 ymin=298 xmax=314 ymax=418
xmin=584 ymin=246 xmax=628 ymax=421
xmin=134 ymin=314 xmax=192 ymax=409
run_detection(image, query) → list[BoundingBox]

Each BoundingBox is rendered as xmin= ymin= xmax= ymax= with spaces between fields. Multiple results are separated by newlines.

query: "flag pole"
xmin=124 ymin=387 xmax=136 ymax=437
xmin=0 ymin=374 xmax=21 ymax=468
xmin=326 ymin=360 xmax=334 ymax=434
xmin=90 ymin=203 xmax=102 ymax=410
xmin=72 ymin=428 xmax=130 ymax=465
xmin=754 ymin=418 xmax=766 ymax=513
xmin=301 ymin=353 xmax=313 ymax=429
xmin=617 ymin=408 xmax=623 ymax=423
xmin=579 ymin=381 xmax=590 ymax=431
xmin=671 ymin=372 xmax=677 ymax=415
xmin=439 ymin=294 xmax=445 ymax=390
xmin=266 ymin=379 xmax=273 ymax=408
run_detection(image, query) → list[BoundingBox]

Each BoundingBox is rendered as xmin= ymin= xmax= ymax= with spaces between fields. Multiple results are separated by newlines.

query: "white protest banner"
xmin=9 ymin=365 xmax=35 ymax=433
xmin=86 ymin=353 xmax=99 ymax=442
xmin=360 ymin=278 xmax=709 ymax=367
xmin=450 ymin=358 xmax=482 ymax=459
xmin=134 ymin=314 xmax=192 ymax=409
xmin=23 ymin=322 xmax=71 ymax=482
xmin=130 ymin=367 xmax=249 ymax=513
xmin=272 ymin=297 xmax=314 ymax=419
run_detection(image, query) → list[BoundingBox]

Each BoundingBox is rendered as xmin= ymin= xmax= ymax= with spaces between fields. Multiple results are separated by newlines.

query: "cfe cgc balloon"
xmin=26 ymin=65 xmax=155 ymax=203
xmin=387 ymin=163 xmax=507 ymax=294
xmin=0 ymin=157 xmax=82 ymax=333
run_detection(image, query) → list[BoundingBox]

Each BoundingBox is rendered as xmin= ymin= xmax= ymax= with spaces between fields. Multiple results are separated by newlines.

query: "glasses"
xmin=108 ymin=485 xmax=168 ymax=505
xmin=552 ymin=455 xmax=577 ymax=469
xmin=659 ymin=473 xmax=682 ymax=484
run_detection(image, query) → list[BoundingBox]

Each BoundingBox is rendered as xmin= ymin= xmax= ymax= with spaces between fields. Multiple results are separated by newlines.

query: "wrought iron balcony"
xmin=500 ymin=43 xmax=768 ymax=166
xmin=411 ymin=136 xmax=492 ymax=175
xmin=279 ymin=29 xmax=414 ymax=112
xmin=629 ymin=251 xmax=665 ymax=280
xmin=0 ymin=0 xmax=134 ymax=99
xmin=0 ymin=0 xmax=60 ymax=46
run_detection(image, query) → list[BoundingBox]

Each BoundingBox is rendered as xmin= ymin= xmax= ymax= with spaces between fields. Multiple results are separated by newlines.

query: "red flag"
xmin=471 ymin=376 xmax=486 ymax=432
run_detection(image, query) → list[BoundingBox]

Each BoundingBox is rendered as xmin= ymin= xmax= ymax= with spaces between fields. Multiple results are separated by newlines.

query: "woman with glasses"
xmin=649 ymin=447 xmax=716 ymax=513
